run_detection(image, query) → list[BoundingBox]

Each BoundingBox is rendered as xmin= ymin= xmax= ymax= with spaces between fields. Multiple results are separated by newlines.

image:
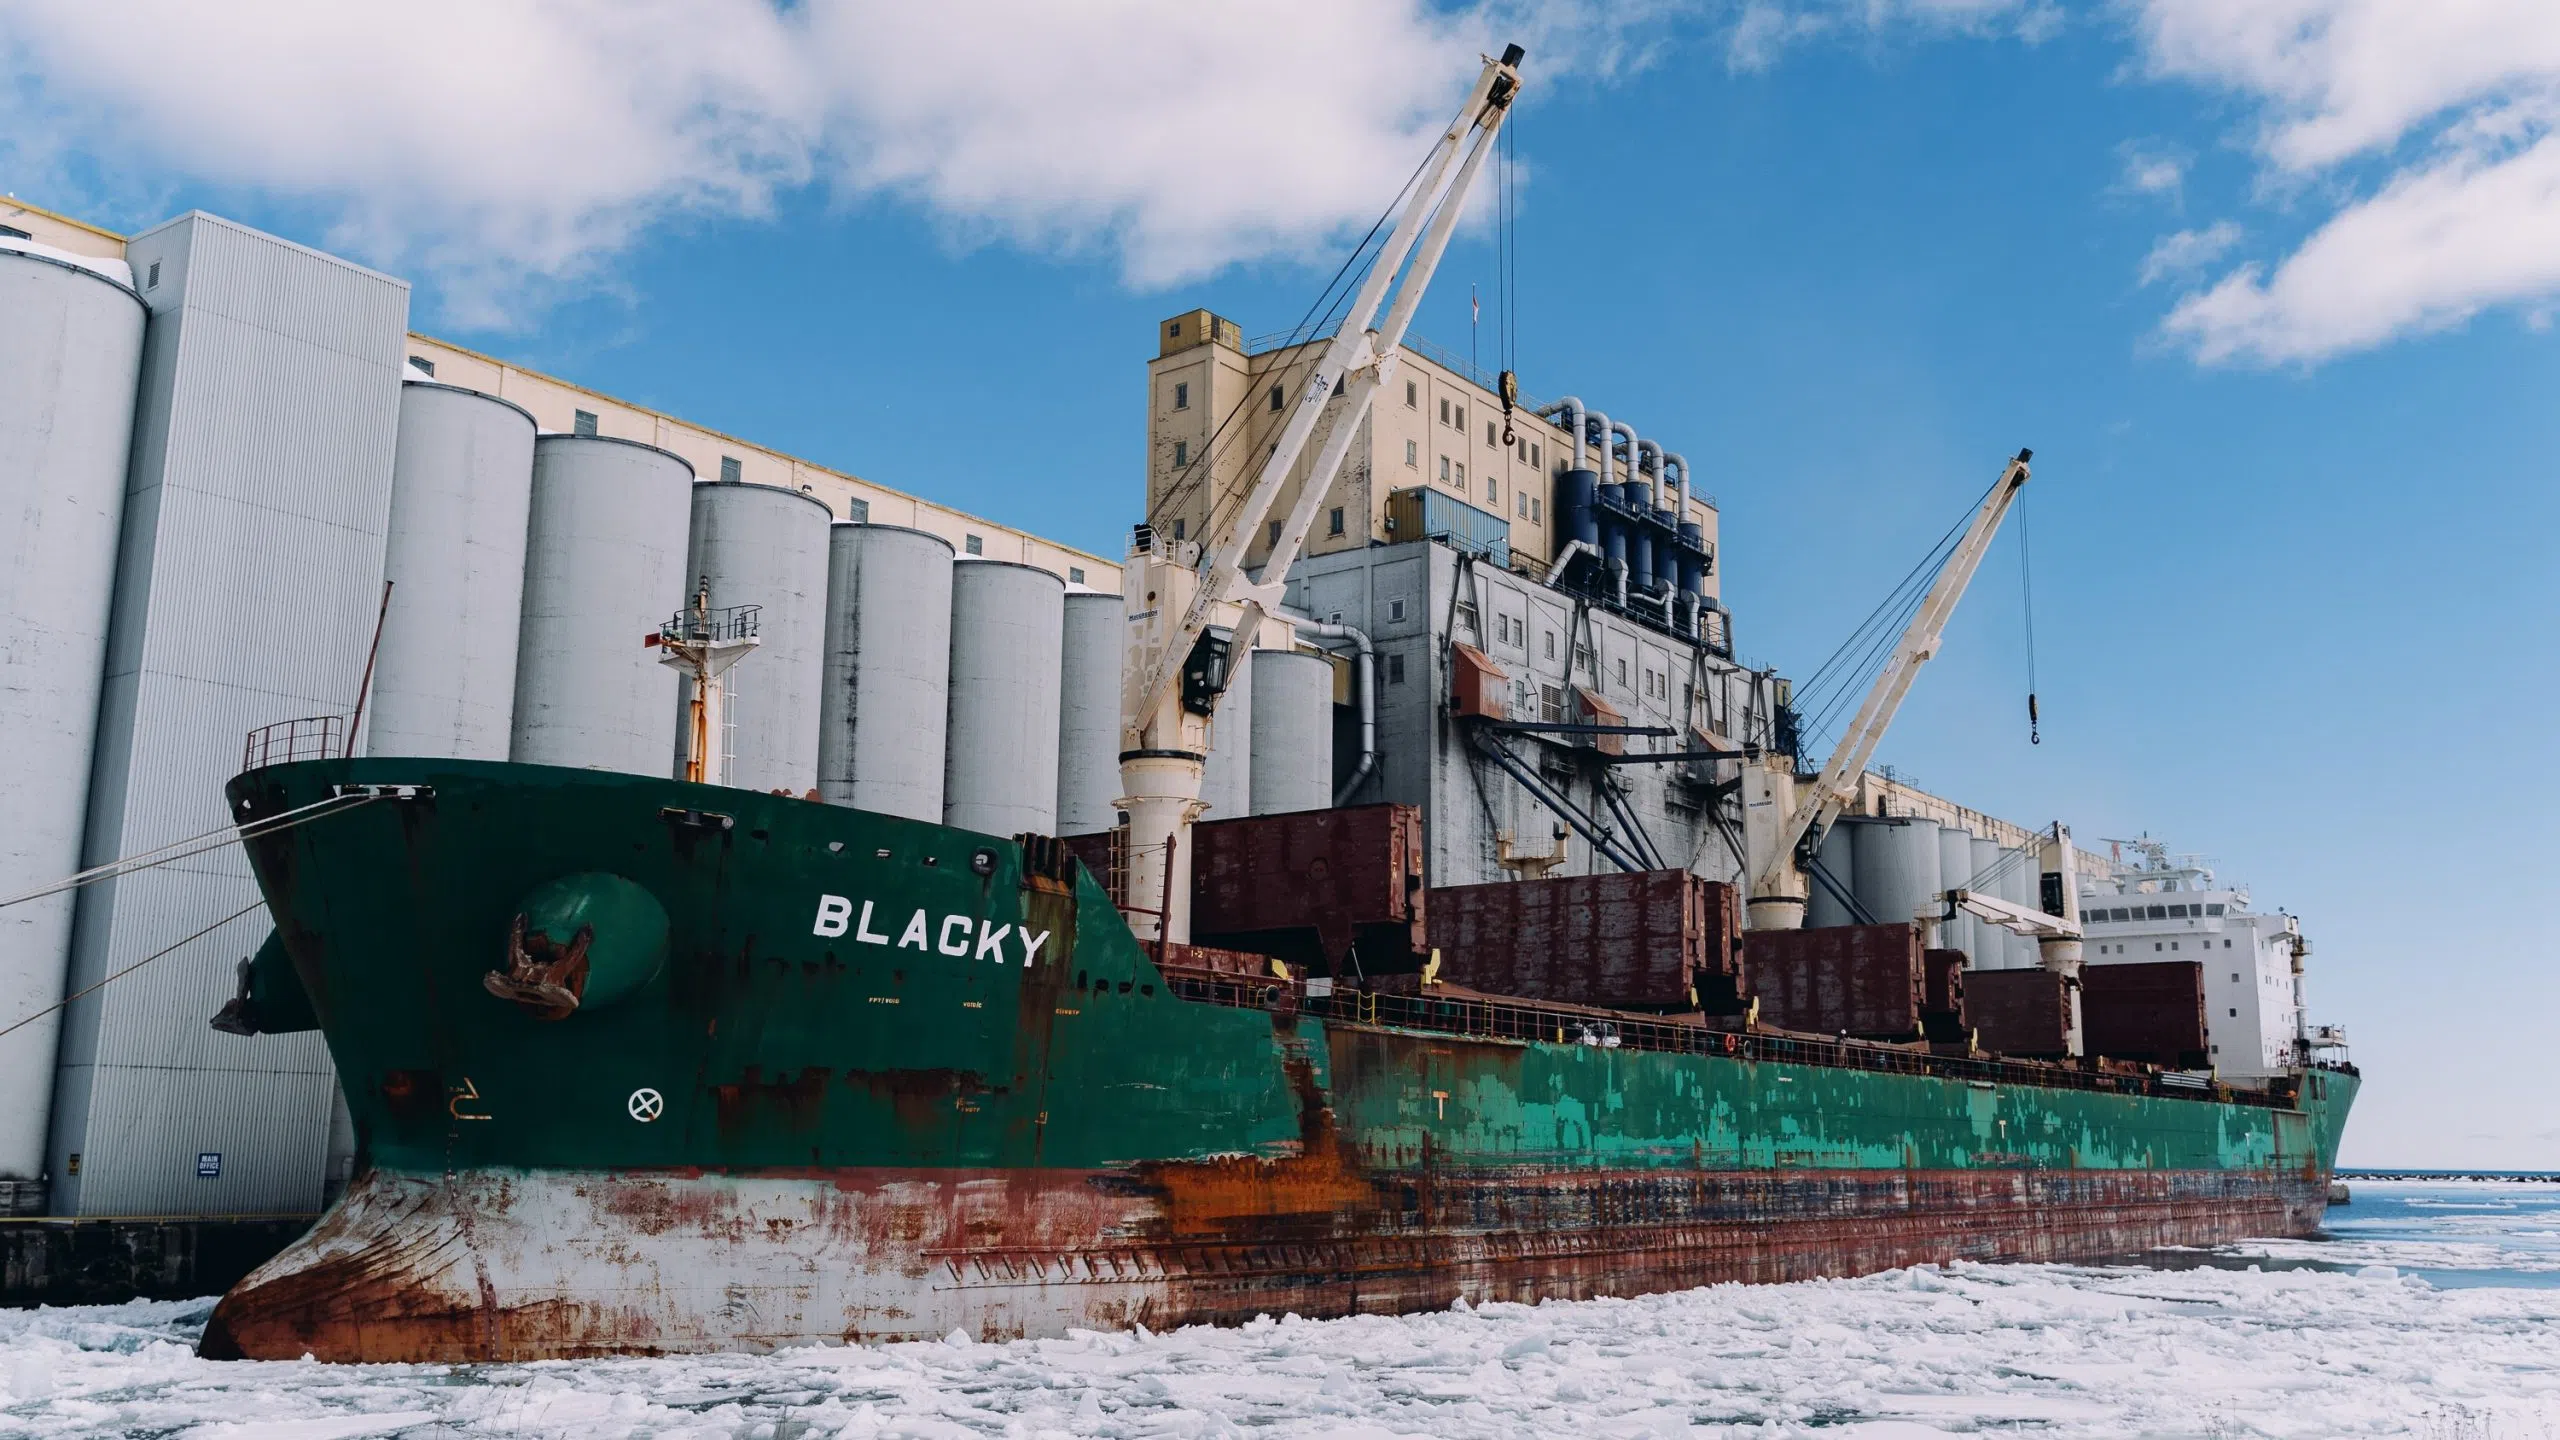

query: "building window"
xmin=1454 ymin=405 xmax=1465 ymax=431
xmin=1269 ymin=383 xmax=1284 ymax=412
xmin=1440 ymin=398 xmax=1451 ymax=424
xmin=1518 ymin=494 xmax=1529 ymax=518
xmin=1174 ymin=381 xmax=1189 ymax=409
xmin=2232 ymin=972 xmax=2241 ymax=984
xmin=1169 ymin=320 xmax=1182 ymax=338
xmin=1487 ymin=421 xmax=1497 ymax=446
xmin=1268 ymin=519 xmax=1282 ymax=546
xmin=1454 ymin=462 xmax=1466 ymax=488
xmin=1574 ymin=643 xmax=1592 ymax=674
xmin=720 ymin=455 xmax=742 ymax=483
xmin=1406 ymin=381 xmax=1418 ymax=408
xmin=1439 ymin=455 xmax=1451 ymax=481
xmin=1173 ymin=441 xmax=1189 ymax=468
xmin=1327 ymin=506 xmax=1345 ymax=537
xmin=146 ymin=260 xmax=161 ymax=289
xmin=2230 ymin=1008 xmax=2238 ymax=1018
xmin=846 ymin=497 xmax=871 ymax=523
xmin=1172 ymin=519 xmax=1186 ymax=541
xmin=408 ymin=355 xmax=435 ymax=377
xmin=573 ymin=409 xmax=598 ymax=437
xmin=1389 ymin=598 xmax=1406 ymax=621
xmin=1388 ymin=653 xmax=1406 ymax=684
xmin=964 ymin=534 xmax=984 ymax=556
xmin=1615 ymin=658 xmax=1628 ymax=688
xmin=1532 ymin=497 xmax=1542 ymax=522
xmin=1486 ymin=477 xmax=1497 ymax=505
xmin=1456 ymin=600 xmax=1478 ymax=636
xmin=1531 ymin=442 xmax=1540 ymax=467
xmin=1544 ymin=631 xmax=1556 ymax=659
xmin=2224 ymin=939 xmax=2232 ymax=948
xmin=1406 ymin=439 xmax=1418 ymax=467
xmin=1068 ymin=566 xmax=1086 ymax=585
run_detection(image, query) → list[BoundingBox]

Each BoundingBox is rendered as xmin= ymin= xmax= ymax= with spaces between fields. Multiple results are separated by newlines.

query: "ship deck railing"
xmin=1159 ymin=968 xmax=2353 ymax=1111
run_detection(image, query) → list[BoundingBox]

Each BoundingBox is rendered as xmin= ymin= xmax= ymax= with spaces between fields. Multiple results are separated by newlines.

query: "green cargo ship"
xmin=202 ymin=757 xmax=2356 ymax=1363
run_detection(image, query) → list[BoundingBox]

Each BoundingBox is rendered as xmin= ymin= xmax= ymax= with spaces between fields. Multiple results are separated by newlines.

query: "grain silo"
xmin=942 ymin=561 xmax=1065 ymax=837
xmin=1055 ymin=590 xmax=1126 ymax=835
xmin=818 ymin=525 xmax=954 ymax=821
xmin=679 ymin=481 xmax=830 ymax=793
xmin=365 ymin=381 xmax=536 ymax=760
xmin=512 ymin=436 xmax=693 ymax=774
xmin=0 ymin=241 xmax=146 ymax=1195
xmin=1247 ymin=649 xmax=1334 ymax=816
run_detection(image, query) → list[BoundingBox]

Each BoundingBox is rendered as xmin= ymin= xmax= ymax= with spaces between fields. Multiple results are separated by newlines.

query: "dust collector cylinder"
xmin=1969 ymin=836 xmax=2005 ymax=968
xmin=943 ymin=561 xmax=1066 ymax=837
xmin=1556 ymin=468 xmax=1600 ymax=553
xmin=0 ymin=244 xmax=145 ymax=1186
xmin=1934 ymin=825 xmax=1977 ymax=963
xmin=1055 ymin=590 xmax=1126 ymax=835
xmin=1248 ymin=649 xmax=1335 ymax=816
xmin=819 ymin=525 xmax=953 ymax=822
xmin=366 ymin=381 xmax=536 ymax=761
xmin=511 ymin=436 xmax=694 ymax=775
xmin=1851 ymin=817 xmax=1941 ymax=937
xmin=678 ymin=481 xmax=831 ymax=794
xmin=1805 ymin=820 xmax=1861 ymax=928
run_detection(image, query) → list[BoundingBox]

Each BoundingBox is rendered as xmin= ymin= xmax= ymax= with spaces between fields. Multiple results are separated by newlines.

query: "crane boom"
xmin=1747 ymin=450 xmax=2034 ymax=917
xmin=1116 ymin=44 xmax=1525 ymax=946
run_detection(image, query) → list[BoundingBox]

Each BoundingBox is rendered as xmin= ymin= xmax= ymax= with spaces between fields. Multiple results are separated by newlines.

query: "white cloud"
xmin=0 ymin=0 xmax=1543 ymax=323
xmin=2116 ymin=141 xmax=2189 ymax=201
xmin=2137 ymin=220 xmax=2242 ymax=285
xmin=1725 ymin=0 xmax=2060 ymax=71
xmin=2127 ymin=0 xmax=2560 ymax=364
xmin=2163 ymin=132 xmax=2560 ymax=363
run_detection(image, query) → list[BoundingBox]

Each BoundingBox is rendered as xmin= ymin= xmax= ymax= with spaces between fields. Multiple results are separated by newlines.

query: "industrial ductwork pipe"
xmin=1282 ymin=612 xmax=1377 ymax=806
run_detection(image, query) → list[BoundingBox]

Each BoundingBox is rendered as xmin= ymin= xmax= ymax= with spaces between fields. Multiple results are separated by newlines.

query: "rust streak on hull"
xmin=202 ymin=1163 xmax=2327 ymax=1363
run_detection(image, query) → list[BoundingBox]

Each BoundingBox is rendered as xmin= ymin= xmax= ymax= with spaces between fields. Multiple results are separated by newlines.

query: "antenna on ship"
xmin=649 ymin=576 xmax=760 ymax=786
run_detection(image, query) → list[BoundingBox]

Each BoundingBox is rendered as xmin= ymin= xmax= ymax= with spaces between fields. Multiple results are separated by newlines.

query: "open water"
xmin=1 ymin=1179 xmax=2555 ymax=1438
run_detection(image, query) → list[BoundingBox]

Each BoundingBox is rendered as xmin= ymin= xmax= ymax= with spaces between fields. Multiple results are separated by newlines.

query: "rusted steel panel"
xmin=1744 ymin=923 xmax=1926 ymax=1038
xmin=1450 ymin=643 xmax=1508 ymax=720
xmin=200 ymin=1160 xmax=2331 ymax=1363
xmin=1158 ymin=942 xmax=1277 ymax=979
xmin=1968 ymin=968 xmax=2074 ymax=1058
xmin=2083 ymin=960 xmax=2209 ymax=1067
xmin=1191 ymin=804 xmax=1425 ymax=970
xmin=1426 ymin=871 xmax=1738 ymax=1010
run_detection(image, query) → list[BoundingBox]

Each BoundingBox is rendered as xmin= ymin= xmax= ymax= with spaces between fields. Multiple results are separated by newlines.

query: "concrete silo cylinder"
xmin=0 ymin=245 xmax=145 ymax=1186
xmin=1055 ymin=590 xmax=1126 ymax=836
xmin=367 ymin=381 xmax=536 ymax=761
xmin=1248 ymin=649 xmax=1335 ymax=816
xmin=943 ymin=561 xmax=1066 ymax=837
xmin=511 ymin=436 xmax=694 ymax=775
xmin=819 ymin=524 xmax=955 ymax=822
xmin=678 ymin=481 xmax=832 ymax=794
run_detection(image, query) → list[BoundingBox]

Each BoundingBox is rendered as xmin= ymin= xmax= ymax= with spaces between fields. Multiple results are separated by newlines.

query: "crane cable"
xmin=2019 ymin=493 xmax=2041 ymax=745
xmin=0 ymin=790 xmax=378 ymax=911
xmin=0 ymin=790 xmax=386 ymax=1041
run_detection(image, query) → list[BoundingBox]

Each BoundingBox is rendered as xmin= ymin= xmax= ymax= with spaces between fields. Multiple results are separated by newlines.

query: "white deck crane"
xmin=1118 ymin=43 xmax=1527 ymax=945
xmin=1743 ymin=449 xmax=2034 ymax=932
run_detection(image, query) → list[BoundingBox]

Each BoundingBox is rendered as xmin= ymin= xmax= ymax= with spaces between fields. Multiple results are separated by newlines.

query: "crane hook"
xmin=2028 ymin=692 xmax=2041 ymax=746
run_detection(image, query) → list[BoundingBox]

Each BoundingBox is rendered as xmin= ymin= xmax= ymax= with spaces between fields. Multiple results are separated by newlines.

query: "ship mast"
xmin=1116 ymin=43 xmax=1527 ymax=946
xmin=653 ymin=578 xmax=760 ymax=787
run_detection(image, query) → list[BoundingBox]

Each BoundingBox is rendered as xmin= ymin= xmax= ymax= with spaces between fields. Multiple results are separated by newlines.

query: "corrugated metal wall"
xmin=50 ymin=214 xmax=406 ymax=1218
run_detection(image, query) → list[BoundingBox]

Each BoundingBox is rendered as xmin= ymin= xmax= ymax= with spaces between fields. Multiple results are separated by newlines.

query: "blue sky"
xmin=10 ymin=1 xmax=2557 ymax=1165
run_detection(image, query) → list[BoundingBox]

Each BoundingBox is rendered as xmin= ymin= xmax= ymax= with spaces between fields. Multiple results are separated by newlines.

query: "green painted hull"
xmin=204 ymin=758 xmax=2356 ymax=1361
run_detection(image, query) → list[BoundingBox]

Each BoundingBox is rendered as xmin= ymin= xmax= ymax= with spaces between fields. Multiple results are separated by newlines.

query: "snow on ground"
xmin=3 ymin=1182 xmax=2557 ymax=1438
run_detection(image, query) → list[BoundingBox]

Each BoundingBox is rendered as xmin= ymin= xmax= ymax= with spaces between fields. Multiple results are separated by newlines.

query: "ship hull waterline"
xmin=203 ymin=759 xmax=2357 ymax=1363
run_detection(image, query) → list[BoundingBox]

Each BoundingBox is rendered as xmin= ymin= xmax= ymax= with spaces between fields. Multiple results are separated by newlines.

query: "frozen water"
xmin=4 ymin=1181 xmax=2558 ymax=1438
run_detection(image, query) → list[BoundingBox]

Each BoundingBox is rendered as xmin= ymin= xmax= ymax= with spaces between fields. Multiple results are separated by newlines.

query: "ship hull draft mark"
xmin=205 ymin=759 xmax=2357 ymax=1363
xmin=203 ymin=1163 xmax=2329 ymax=1362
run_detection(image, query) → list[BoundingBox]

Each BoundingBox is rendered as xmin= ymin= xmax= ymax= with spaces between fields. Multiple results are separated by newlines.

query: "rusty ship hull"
xmin=203 ymin=758 xmax=2356 ymax=1362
